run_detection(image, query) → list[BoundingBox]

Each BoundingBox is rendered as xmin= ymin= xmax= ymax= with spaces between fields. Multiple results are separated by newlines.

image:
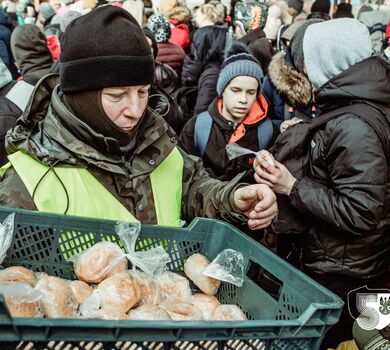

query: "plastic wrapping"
xmin=203 ymin=249 xmax=245 ymax=287
xmin=128 ymin=304 xmax=171 ymax=320
xmin=69 ymin=241 xmax=128 ymax=284
xmin=116 ymin=222 xmax=171 ymax=276
xmin=0 ymin=213 xmax=15 ymax=265
xmin=69 ymin=280 xmax=94 ymax=305
xmin=156 ymin=271 xmax=192 ymax=300
xmin=184 ymin=254 xmax=221 ymax=295
xmin=0 ymin=281 xmax=43 ymax=317
xmin=226 ymin=144 xmax=276 ymax=171
xmin=226 ymin=143 xmax=256 ymax=160
xmin=160 ymin=297 xmax=204 ymax=321
xmin=191 ymin=293 xmax=221 ymax=320
xmin=35 ymin=275 xmax=78 ymax=318
xmin=79 ymin=289 xmax=101 ymax=319
xmin=0 ymin=266 xmax=37 ymax=286
xmin=128 ymin=270 xmax=162 ymax=305
xmin=97 ymin=271 xmax=141 ymax=313
xmin=211 ymin=304 xmax=247 ymax=321
xmin=80 ymin=271 xmax=141 ymax=317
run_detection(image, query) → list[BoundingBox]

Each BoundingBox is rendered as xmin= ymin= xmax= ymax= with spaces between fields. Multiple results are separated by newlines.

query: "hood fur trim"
xmin=267 ymin=51 xmax=312 ymax=108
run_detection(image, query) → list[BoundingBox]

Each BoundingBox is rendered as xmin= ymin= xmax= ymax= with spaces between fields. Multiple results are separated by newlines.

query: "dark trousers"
xmin=305 ymin=271 xmax=388 ymax=350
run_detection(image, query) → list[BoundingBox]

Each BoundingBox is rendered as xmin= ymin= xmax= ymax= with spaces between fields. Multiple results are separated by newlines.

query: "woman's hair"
xmin=165 ymin=5 xmax=192 ymax=22
xmin=198 ymin=2 xmax=225 ymax=24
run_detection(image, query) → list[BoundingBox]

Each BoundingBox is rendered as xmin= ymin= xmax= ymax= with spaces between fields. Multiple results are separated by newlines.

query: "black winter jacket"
xmin=289 ymin=56 xmax=390 ymax=278
xmin=181 ymin=25 xmax=228 ymax=116
xmin=178 ymin=97 xmax=278 ymax=182
xmin=239 ymin=28 xmax=273 ymax=73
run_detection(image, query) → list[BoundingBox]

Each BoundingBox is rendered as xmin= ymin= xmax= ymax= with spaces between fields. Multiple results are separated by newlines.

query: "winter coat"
xmin=262 ymin=50 xmax=317 ymax=128
xmin=156 ymin=42 xmax=185 ymax=76
xmin=10 ymin=24 xmax=53 ymax=85
xmin=169 ymin=20 xmax=190 ymax=51
xmin=0 ymin=82 xmax=21 ymax=166
xmin=178 ymin=96 xmax=278 ymax=182
xmin=0 ymin=74 xmax=247 ymax=226
xmin=0 ymin=10 xmax=17 ymax=79
xmin=181 ymin=25 xmax=228 ymax=116
xmin=239 ymin=27 xmax=274 ymax=73
xmin=289 ymin=56 xmax=390 ymax=278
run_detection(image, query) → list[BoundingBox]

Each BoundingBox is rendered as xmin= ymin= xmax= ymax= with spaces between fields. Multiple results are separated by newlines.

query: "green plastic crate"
xmin=0 ymin=207 xmax=343 ymax=350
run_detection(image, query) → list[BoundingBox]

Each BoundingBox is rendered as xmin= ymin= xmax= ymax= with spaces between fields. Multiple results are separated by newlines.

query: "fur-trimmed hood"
xmin=267 ymin=50 xmax=312 ymax=108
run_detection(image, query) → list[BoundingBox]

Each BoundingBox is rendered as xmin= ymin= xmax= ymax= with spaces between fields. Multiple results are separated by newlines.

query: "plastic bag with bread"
xmin=69 ymin=241 xmax=128 ymax=284
xmin=160 ymin=297 xmax=203 ymax=321
xmin=203 ymin=249 xmax=245 ymax=287
xmin=0 ymin=281 xmax=42 ymax=317
xmin=184 ymin=254 xmax=221 ymax=295
xmin=35 ymin=275 xmax=78 ymax=318
xmin=225 ymin=143 xmax=276 ymax=172
xmin=128 ymin=270 xmax=162 ymax=305
xmin=0 ymin=266 xmax=37 ymax=286
xmin=156 ymin=271 xmax=192 ymax=300
xmin=80 ymin=271 xmax=141 ymax=318
xmin=128 ymin=304 xmax=171 ymax=320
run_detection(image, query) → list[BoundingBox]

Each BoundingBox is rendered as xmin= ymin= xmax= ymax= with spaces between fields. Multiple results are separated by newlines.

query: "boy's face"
xmin=101 ymin=85 xmax=151 ymax=132
xmin=221 ymin=76 xmax=258 ymax=123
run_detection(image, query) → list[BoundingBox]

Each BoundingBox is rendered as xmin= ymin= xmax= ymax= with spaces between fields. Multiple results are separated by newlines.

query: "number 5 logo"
xmin=348 ymin=286 xmax=390 ymax=331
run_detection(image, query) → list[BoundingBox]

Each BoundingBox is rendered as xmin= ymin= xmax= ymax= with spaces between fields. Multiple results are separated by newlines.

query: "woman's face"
xmin=101 ymin=85 xmax=150 ymax=132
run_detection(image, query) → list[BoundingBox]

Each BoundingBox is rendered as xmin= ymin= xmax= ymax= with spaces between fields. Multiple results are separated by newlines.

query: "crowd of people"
xmin=0 ymin=0 xmax=389 ymax=349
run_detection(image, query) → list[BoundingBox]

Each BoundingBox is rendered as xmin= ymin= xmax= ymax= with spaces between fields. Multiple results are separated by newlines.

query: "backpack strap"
xmin=257 ymin=118 xmax=273 ymax=150
xmin=194 ymin=111 xmax=213 ymax=158
xmin=5 ymin=80 xmax=34 ymax=112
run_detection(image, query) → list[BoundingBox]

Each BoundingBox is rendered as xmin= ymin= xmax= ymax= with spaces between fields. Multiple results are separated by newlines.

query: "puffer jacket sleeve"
xmin=289 ymin=115 xmax=387 ymax=235
xmin=178 ymin=147 xmax=248 ymax=225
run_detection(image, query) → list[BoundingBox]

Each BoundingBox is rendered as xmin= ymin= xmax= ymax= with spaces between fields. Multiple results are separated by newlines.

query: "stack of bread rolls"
xmin=0 ymin=243 xmax=248 ymax=321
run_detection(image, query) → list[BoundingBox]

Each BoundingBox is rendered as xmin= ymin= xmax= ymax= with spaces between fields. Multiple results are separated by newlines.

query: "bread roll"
xmin=253 ymin=150 xmax=276 ymax=170
xmin=94 ymin=310 xmax=128 ymax=320
xmin=184 ymin=254 xmax=220 ymax=295
xmin=128 ymin=271 xmax=161 ymax=305
xmin=35 ymin=276 xmax=78 ymax=318
xmin=211 ymin=304 xmax=247 ymax=321
xmin=6 ymin=299 xmax=40 ymax=318
xmin=156 ymin=272 xmax=192 ymax=300
xmin=97 ymin=272 xmax=141 ymax=313
xmin=0 ymin=281 xmax=41 ymax=317
xmin=69 ymin=280 xmax=94 ymax=305
xmin=128 ymin=304 xmax=171 ymax=320
xmin=191 ymin=293 xmax=221 ymax=320
xmin=160 ymin=298 xmax=203 ymax=321
xmin=0 ymin=266 xmax=37 ymax=286
xmin=73 ymin=241 xmax=128 ymax=284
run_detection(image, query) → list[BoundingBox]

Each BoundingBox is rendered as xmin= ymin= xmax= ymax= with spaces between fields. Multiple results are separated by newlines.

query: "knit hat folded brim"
xmin=60 ymin=55 xmax=155 ymax=92
xmin=59 ymin=6 xmax=155 ymax=93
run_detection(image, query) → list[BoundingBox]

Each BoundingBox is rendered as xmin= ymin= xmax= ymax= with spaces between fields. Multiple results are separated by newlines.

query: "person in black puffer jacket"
xmin=255 ymin=19 xmax=390 ymax=350
xmin=181 ymin=3 xmax=229 ymax=116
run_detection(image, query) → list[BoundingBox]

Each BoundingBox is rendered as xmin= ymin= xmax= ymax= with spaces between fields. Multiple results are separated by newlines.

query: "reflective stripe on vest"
xmin=5 ymin=149 xmax=183 ymax=227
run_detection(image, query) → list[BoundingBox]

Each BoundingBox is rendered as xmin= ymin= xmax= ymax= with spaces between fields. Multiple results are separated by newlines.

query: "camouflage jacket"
xmin=0 ymin=74 xmax=247 ymax=225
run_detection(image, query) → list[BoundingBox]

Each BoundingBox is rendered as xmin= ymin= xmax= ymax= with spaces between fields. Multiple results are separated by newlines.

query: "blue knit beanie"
xmin=216 ymin=41 xmax=263 ymax=96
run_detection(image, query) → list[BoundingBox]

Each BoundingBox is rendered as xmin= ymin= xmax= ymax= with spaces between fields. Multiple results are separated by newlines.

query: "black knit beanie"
xmin=289 ymin=19 xmax=324 ymax=73
xmin=311 ymin=0 xmax=330 ymax=14
xmin=60 ymin=5 xmax=155 ymax=92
